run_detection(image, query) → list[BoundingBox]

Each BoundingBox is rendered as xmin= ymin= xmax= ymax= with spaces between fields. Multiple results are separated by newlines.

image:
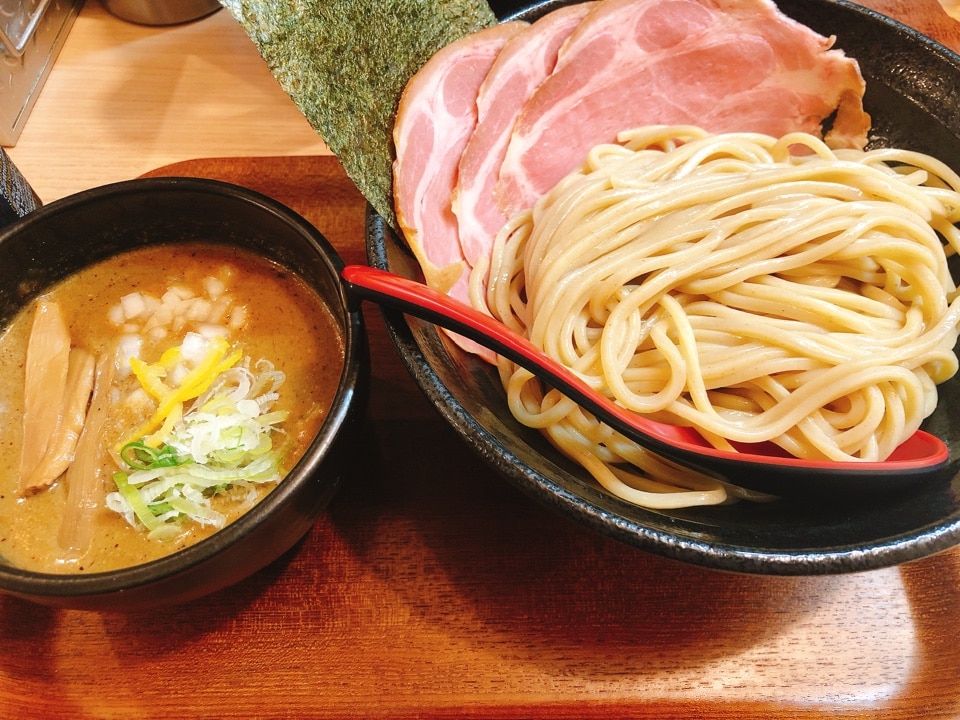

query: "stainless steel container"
xmin=101 ymin=0 xmax=221 ymax=25
xmin=0 ymin=0 xmax=83 ymax=146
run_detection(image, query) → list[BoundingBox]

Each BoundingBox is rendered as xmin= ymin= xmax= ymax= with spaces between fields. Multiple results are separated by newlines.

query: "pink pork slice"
xmin=393 ymin=21 xmax=527 ymax=300
xmin=453 ymin=3 xmax=594 ymax=269
xmin=495 ymin=0 xmax=871 ymax=217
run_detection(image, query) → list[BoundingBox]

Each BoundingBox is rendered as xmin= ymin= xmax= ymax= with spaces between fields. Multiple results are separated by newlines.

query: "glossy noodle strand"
xmin=473 ymin=126 xmax=960 ymax=509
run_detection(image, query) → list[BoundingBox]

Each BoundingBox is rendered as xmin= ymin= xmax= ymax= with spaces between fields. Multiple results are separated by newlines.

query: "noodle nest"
xmin=472 ymin=126 xmax=960 ymax=509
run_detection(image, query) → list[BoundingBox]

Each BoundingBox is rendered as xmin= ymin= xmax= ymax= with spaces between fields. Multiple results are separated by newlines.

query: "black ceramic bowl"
xmin=367 ymin=0 xmax=960 ymax=575
xmin=0 ymin=177 xmax=368 ymax=610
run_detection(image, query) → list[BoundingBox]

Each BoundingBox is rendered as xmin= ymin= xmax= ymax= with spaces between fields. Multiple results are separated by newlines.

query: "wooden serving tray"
xmin=0 ymin=154 xmax=958 ymax=719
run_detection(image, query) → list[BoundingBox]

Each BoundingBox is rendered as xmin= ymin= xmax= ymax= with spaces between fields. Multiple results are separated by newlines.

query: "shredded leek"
xmin=120 ymin=441 xmax=181 ymax=470
xmin=106 ymin=333 xmax=288 ymax=540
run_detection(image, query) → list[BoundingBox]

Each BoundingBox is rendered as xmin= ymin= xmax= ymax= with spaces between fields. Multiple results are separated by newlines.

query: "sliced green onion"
xmin=112 ymin=472 xmax=167 ymax=534
xmin=120 ymin=441 xmax=183 ymax=470
xmin=107 ymin=342 xmax=288 ymax=540
xmin=166 ymin=496 xmax=225 ymax=527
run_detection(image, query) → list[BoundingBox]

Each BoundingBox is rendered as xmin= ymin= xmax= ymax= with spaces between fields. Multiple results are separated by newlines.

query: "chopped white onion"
xmin=120 ymin=292 xmax=146 ymax=320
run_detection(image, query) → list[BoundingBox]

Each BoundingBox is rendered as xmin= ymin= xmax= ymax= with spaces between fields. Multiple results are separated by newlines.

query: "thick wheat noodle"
xmin=471 ymin=126 xmax=960 ymax=509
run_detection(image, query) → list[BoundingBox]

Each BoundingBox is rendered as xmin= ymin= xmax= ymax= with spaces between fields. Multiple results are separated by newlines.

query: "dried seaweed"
xmin=220 ymin=0 xmax=497 ymax=229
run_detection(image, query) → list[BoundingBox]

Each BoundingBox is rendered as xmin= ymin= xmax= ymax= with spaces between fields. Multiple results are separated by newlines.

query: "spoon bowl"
xmin=342 ymin=264 xmax=951 ymax=497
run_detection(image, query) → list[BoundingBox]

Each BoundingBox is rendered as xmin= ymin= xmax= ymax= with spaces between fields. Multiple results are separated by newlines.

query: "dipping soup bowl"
xmin=0 ymin=177 xmax=368 ymax=610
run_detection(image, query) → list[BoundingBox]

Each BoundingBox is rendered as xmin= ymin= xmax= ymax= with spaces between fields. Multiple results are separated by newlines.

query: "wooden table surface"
xmin=5 ymin=1 xmax=329 ymax=204
xmin=4 ymin=2 xmax=960 ymax=719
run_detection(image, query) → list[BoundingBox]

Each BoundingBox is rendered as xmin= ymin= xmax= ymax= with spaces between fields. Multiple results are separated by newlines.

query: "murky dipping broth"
xmin=0 ymin=243 xmax=343 ymax=574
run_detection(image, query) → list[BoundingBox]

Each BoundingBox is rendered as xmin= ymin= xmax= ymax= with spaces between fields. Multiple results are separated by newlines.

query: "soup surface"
xmin=0 ymin=243 xmax=343 ymax=573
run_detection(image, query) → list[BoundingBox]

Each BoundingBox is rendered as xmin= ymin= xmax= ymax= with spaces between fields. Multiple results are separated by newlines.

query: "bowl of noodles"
xmin=366 ymin=0 xmax=960 ymax=574
xmin=0 ymin=177 xmax=368 ymax=609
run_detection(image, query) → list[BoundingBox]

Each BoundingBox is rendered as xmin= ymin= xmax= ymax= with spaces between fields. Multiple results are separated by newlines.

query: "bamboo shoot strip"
xmin=58 ymin=351 xmax=118 ymax=554
xmin=18 ymin=301 xmax=71 ymax=494
xmin=24 ymin=349 xmax=95 ymax=491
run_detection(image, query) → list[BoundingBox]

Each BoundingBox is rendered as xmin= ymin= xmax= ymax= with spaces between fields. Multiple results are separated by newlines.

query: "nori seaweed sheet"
xmin=219 ymin=0 xmax=498 ymax=230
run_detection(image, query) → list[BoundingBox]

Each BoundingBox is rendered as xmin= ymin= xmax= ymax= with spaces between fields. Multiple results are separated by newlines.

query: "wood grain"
xmin=4 ymin=3 xmax=329 ymax=205
xmin=872 ymin=0 xmax=960 ymax=47
xmin=3 ymin=2 xmax=960 ymax=718
xmin=1 ymin=154 xmax=959 ymax=719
